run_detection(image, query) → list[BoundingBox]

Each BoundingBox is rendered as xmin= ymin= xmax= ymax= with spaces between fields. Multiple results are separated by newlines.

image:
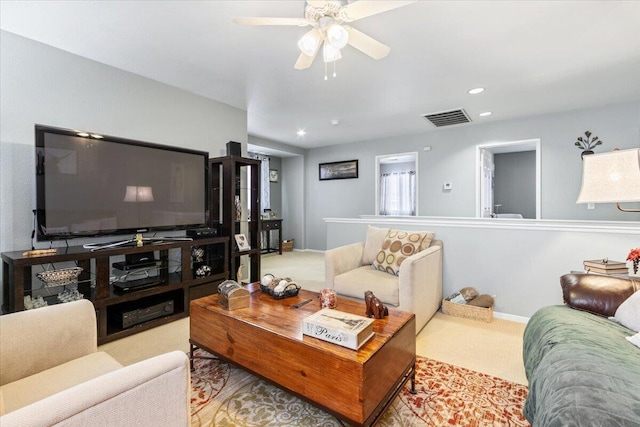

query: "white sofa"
xmin=0 ymin=299 xmax=191 ymax=427
xmin=325 ymin=226 xmax=443 ymax=333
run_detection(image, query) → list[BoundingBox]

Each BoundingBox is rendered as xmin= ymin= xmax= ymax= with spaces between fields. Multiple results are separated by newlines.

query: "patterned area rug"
xmin=190 ymin=349 xmax=530 ymax=427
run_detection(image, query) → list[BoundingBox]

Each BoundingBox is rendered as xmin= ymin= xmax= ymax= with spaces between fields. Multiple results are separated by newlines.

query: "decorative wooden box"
xmin=218 ymin=280 xmax=250 ymax=310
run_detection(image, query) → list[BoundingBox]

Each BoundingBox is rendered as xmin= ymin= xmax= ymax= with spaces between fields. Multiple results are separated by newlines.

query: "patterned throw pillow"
xmin=372 ymin=229 xmax=433 ymax=276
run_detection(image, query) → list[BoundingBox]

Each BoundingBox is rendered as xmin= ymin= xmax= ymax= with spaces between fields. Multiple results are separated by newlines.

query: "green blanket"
xmin=523 ymin=305 xmax=640 ymax=426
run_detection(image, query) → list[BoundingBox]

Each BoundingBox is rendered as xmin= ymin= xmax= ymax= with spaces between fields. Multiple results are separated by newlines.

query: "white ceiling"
xmin=2 ymin=1 xmax=639 ymax=150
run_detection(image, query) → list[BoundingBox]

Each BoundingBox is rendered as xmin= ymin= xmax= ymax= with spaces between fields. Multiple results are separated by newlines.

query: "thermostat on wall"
xmin=443 ymin=182 xmax=453 ymax=190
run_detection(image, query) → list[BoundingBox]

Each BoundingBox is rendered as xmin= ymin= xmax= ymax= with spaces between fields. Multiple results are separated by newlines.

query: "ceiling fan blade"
xmin=339 ymin=1 xmax=417 ymax=22
xmin=294 ymin=50 xmax=318 ymax=70
xmin=233 ymin=17 xmax=311 ymax=26
xmin=345 ymin=26 xmax=390 ymax=60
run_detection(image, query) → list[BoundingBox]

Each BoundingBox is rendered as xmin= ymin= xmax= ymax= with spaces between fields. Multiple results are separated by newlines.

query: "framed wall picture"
xmin=269 ymin=169 xmax=279 ymax=183
xmin=319 ymin=160 xmax=359 ymax=181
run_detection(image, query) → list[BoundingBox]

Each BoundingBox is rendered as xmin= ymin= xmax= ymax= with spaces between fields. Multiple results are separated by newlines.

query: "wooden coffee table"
xmin=190 ymin=282 xmax=416 ymax=427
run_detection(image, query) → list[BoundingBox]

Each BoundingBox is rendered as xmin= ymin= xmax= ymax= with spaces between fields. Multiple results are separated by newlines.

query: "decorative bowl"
xmin=260 ymin=282 xmax=300 ymax=299
xmin=37 ymin=267 xmax=83 ymax=287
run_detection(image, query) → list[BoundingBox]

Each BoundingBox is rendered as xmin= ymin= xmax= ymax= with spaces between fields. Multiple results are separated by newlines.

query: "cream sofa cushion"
xmin=0 ymin=299 xmax=97 ymax=387
xmin=362 ymin=225 xmax=390 ymax=265
xmin=1 ymin=351 xmax=190 ymax=427
xmin=334 ymin=266 xmax=400 ymax=306
xmin=0 ymin=351 xmax=122 ymax=414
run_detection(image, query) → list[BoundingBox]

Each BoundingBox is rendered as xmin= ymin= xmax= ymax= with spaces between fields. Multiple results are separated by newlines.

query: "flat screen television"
xmin=35 ymin=124 xmax=208 ymax=241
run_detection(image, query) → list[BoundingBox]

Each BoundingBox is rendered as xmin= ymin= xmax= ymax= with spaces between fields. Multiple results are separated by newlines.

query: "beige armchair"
xmin=325 ymin=226 xmax=442 ymax=333
xmin=0 ymin=299 xmax=191 ymax=427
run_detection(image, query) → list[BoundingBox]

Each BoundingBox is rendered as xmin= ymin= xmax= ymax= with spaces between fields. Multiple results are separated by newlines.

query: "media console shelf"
xmin=1 ymin=236 xmax=228 ymax=344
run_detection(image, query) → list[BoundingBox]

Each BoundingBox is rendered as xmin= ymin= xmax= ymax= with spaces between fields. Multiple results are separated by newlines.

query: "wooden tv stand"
xmin=2 ymin=237 xmax=228 ymax=344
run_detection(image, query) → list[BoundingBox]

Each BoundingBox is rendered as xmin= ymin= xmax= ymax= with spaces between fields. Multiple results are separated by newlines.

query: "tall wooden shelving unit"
xmin=209 ymin=156 xmax=261 ymax=283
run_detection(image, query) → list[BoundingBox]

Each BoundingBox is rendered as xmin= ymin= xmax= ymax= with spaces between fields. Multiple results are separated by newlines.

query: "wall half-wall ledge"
xmin=324 ymin=216 xmax=639 ymax=318
xmin=348 ymin=216 xmax=640 ymax=235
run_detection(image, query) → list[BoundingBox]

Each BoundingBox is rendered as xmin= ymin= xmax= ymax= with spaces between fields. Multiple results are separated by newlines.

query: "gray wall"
xmin=305 ymin=101 xmax=640 ymax=250
xmin=282 ymin=156 xmax=305 ymax=248
xmin=248 ymin=135 xmax=306 ymax=249
xmin=326 ymin=218 xmax=640 ymax=318
xmin=268 ymin=156 xmax=282 ymax=216
xmin=0 ymin=32 xmax=247 ymax=297
xmin=494 ymin=151 xmax=536 ymax=218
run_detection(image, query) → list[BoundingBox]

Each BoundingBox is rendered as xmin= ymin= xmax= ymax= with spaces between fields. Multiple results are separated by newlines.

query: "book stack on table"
xmin=583 ymin=259 xmax=629 ymax=275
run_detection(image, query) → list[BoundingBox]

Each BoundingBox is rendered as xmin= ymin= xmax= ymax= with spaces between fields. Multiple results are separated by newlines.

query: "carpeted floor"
xmin=190 ymin=348 xmax=530 ymax=427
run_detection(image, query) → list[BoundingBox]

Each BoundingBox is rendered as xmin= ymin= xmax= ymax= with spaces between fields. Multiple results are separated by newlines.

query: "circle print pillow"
xmin=373 ymin=229 xmax=432 ymax=275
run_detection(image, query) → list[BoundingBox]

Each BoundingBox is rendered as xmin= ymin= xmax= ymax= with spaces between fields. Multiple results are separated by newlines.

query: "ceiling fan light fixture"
xmin=326 ymin=23 xmax=349 ymax=49
xmin=298 ymin=30 xmax=320 ymax=56
xmin=322 ymin=42 xmax=342 ymax=63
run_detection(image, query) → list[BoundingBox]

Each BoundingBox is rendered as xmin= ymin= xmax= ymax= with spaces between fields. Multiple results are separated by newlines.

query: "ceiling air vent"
xmin=421 ymin=108 xmax=472 ymax=127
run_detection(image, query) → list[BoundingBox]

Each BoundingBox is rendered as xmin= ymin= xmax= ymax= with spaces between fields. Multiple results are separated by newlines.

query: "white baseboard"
xmin=294 ymin=248 xmax=325 ymax=254
xmin=493 ymin=311 xmax=530 ymax=324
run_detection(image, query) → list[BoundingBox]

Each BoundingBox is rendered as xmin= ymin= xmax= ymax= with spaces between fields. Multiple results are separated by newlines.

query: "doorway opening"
xmin=375 ymin=152 xmax=419 ymax=216
xmin=476 ymin=139 xmax=540 ymax=219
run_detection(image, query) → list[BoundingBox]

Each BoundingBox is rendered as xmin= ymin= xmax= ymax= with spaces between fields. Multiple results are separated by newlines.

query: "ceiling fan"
xmin=233 ymin=1 xmax=416 ymax=74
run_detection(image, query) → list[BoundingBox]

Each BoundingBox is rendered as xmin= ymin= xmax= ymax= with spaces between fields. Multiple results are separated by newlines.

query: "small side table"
xmin=261 ymin=219 xmax=282 ymax=255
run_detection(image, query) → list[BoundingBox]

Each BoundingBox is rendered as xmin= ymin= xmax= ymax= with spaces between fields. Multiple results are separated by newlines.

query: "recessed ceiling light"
xmin=468 ymin=87 xmax=485 ymax=95
xmin=331 ymin=119 xmax=340 ymax=126
xmin=297 ymin=129 xmax=306 ymax=137
xmin=479 ymin=111 xmax=492 ymax=117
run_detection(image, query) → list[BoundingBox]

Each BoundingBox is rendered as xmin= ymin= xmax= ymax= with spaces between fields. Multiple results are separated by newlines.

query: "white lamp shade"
xmin=298 ymin=29 xmax=321 ymax=57
xmin=322 ymin=42 xmax=342 ymax=63
xmin=576 ymin=148 xmax=640 ymax=204
xmin=124 ymin=186 xmax=155 ymax=202
xmin=326 ymin=23 xmax=349 ymax=49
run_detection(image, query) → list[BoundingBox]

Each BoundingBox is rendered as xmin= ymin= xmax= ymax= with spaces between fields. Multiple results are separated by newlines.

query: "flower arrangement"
xmin=627 ymin=247 xmax=640 ymax=274
xmin=574 ymin=131 xmax=603 ymax=151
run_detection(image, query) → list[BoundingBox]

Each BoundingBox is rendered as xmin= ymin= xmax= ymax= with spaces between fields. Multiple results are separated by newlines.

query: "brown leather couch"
xmin=560 ymin=273 xmax=639 ymax=317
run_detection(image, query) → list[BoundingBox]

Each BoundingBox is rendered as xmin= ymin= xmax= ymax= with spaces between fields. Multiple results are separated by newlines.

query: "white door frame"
xmin=475 ymin=139 xmax=541 ymax=219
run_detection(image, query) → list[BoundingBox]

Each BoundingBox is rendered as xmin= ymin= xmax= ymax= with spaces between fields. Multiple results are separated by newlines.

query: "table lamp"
xmin=576 ymin=148 xmax=640 ymax=213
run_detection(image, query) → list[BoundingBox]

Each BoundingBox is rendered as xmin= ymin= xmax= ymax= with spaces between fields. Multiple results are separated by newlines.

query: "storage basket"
xmin=282 ymin=239 xmax=294 ymax=252
xmin=442 ymin=298 xmax=493 ymax=322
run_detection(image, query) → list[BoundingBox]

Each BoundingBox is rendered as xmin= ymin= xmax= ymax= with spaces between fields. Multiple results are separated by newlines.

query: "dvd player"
xmin=113 ymin=251 xmax=158 ymax=271
xmin=110 ymin=300 xmax=174 ymax=329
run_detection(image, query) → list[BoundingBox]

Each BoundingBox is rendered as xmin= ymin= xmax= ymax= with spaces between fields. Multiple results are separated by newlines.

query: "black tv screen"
xmin=35 ymin=125 xmax=208 ymax=241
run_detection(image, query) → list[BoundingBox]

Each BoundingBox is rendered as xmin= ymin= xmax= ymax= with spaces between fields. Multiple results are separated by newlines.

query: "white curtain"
xmin=379 ymin=171 xmax=416 ymax=216
xmin=249 ymin=153 xmax=270 ymax=213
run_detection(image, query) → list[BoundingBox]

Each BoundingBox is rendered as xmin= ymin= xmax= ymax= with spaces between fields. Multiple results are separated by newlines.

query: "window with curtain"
xmin=248 ymin=153 xmax=270 ymax=213
xmin=379 ymin=171 xmax=416 ymax=216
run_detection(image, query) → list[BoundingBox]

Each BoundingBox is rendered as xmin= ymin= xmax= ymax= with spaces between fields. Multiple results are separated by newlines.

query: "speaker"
xmin=226 ymin=141 xmax=241 ymax=156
